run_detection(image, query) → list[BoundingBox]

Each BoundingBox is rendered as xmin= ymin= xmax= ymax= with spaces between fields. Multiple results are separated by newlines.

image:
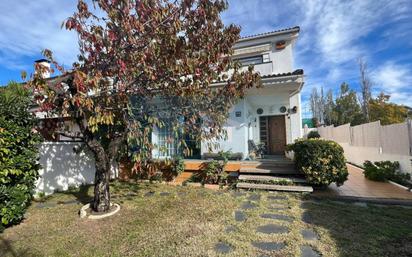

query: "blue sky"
xmin=1 ymin=0 xmax=411 ymax=117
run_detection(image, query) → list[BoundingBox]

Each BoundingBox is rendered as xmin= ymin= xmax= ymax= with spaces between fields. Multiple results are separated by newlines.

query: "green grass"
xmin=1 ymin=181 xmax=411 ymax=257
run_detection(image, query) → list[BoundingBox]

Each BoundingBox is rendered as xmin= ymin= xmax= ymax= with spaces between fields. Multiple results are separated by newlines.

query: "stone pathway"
xmin=209 ymin=192 xmax=322 ymax=256
xmin=248 ymin=194 xmax=261 ymax=201
xmin=260 ymin=213 xmax=293 ymax=222
xmin=256 ymin=224 xmax=289 ymax=234
xmin=240 ymin=201 xmax=257 ymax=210
xmin=235 ymin=210 xmax=247 ymax=222
xmin=214 ymin=242 xmax=232 ymax=254
xmin=301 ymin=211 xmax=313 ymax=224
xmin=301 ymin=229 xmax=318 ymax=241
xmin=252 ymin=241 xmax=285 ymax=251
xmin=300 ymin=245 xmax=320 ymax=257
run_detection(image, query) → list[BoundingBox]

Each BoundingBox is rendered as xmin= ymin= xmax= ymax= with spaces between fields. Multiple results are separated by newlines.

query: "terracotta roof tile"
xmin=261 ymin=69 xmax=304 ymax=79
xmin=240 ymin=26 xmax=300 ymax=40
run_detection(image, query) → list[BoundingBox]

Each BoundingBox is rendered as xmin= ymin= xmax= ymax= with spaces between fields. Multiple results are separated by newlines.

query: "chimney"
xmin=34 ymin=59 xmax=51 ymax=78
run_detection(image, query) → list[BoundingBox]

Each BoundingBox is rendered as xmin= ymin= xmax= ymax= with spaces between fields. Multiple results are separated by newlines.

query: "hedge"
xmin=363 ymin=160 xmax=411 ymax=184
xmin=287 ymin=139 xmax=348 ymax=187
xmin=0 ymin=83 xmax=41 ymax=231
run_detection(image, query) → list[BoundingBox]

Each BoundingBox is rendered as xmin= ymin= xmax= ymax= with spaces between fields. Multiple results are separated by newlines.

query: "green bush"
xmin=198 ymin=151 xmax=231 ymax=185
xmin=287 ymin=139 xmax=348 ymax=187
xmin=363 ymin=161 xmax=411 ymax=183
xmin=307 ymin=130 xmax=320 ymax=139
xmin=0 ymin=83 xmax=42 ymax=231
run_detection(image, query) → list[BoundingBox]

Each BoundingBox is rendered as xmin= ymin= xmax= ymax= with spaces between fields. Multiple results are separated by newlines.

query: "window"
xmin=236 ymin=55 xmax=263 ymax=66
xmin=157 ymin=123 xmax=177 ymax=157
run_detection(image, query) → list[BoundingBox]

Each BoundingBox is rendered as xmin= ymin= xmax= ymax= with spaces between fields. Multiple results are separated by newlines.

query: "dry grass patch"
xmin=1 ymin=182 xmax=411 ymax=257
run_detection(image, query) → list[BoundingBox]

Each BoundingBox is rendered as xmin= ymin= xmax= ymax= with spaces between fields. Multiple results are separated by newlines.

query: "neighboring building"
xmin=152 ymin=26 xmax=304 ymax=159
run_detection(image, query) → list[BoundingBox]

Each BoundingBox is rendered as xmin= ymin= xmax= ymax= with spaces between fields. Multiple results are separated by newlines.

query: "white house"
xmin=152 ymin=26 xmax=304 ymax=159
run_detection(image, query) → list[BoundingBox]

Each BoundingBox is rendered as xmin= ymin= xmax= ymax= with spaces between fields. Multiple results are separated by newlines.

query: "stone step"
xmin=236 ymin=182 xmax=313 ymax=193
xmin=238 ymin=174 xmax=307 ymax=184
xmin=241 ymin=161 xmax=296 ymax=170
xmin=239 ymin=167 xmax=300 ymax=175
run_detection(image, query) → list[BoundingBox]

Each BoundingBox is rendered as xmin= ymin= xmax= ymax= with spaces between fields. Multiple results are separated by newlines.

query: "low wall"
xmin=340 ymin=143 xmax=412 ymax=175
xmin=36 ymin=142 xmax=96 ymax=195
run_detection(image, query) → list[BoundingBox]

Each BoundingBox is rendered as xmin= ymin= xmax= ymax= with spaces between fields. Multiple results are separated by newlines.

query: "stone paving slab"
xmin=240 ymin=201 xmax=257 ymax=210
xmin=301 ymin=211 xmax=313 ymax=224
xmin=235 ymin=210 xmax=247 ymax=222
xmin=301 ymin=229 xmax=318 ymax=241
xmin=247 ymin=194 xmax=261 ymax=201
xmin=252 ymin=241 xmax=285 ymax=251
xmin=260 ymin=213 xmax=293 ymax=222
xmin=214 ymin=242 xmax=232 ymax=254
xmin=225 ymin=225 xmax=237 ymax=233
xmin=256 ymin=224 xmax=289 ymax=234
xmin=267 ymin=195 xmax=287 ymax=200
xmin=300 ymin=245 xmax=320 ymax=257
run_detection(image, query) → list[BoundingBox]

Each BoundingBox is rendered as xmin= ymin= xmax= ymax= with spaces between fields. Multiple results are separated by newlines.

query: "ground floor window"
xmin=157 ymin=123 xmax=177 ymax=158
xmin=156 ymin=122 xmax=201 ymax=159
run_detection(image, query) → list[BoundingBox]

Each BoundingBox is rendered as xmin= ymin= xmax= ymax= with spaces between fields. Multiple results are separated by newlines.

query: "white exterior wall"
xmin=36 ymin=142 xmax=96 ymax=195
xmin=201 ymin=99 xmax=249 ymax=158
xmin=234 ymin=35 xmax=295 ymax=75
xmin=289 ymin=92 xmax=303 ymax=142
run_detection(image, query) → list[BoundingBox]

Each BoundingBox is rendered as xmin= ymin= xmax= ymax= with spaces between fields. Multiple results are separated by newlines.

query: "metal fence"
xmin=317 ymin=119 xmax=412 ymax=156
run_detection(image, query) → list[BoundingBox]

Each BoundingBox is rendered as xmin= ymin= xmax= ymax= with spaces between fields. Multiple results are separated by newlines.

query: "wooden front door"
xmin=268 ymin=115 xmax=286 ymax=155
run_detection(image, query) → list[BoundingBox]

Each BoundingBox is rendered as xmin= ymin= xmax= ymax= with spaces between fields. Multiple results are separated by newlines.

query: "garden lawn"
xmin=1 ymin=181 xmax=412 ymax=257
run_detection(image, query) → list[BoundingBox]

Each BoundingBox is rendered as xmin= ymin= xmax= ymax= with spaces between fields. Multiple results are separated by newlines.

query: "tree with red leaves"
xmin=27 ymin=0 xmax=261 ymax=212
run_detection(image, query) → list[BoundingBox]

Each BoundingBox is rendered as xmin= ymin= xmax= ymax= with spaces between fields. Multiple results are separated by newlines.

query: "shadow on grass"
xmin=302 ymin=197 xmax=412 ymax=257
xmin=56 ymin=180 xmax=146 ymax=204
xmin=58 ymin=184 xmax=93 ymax=204
xmin=0 ymin=237 xmax=30 ymax=257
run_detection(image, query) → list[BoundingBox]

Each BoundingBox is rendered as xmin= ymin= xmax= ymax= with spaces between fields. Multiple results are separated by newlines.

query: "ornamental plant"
xmin=0 ymin=82 xmax=42 ymax=231
xmin=287 ymin=139 xmax=348 ymax=187
xmin=26 ymin=0 xmax=261 ymax=212
xmin=363 ymin=160 xmax=410 ymax=184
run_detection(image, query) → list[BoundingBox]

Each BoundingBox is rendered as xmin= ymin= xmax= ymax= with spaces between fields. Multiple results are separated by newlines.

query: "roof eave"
xmin=238 ymin=26 xmax=300 ymax=43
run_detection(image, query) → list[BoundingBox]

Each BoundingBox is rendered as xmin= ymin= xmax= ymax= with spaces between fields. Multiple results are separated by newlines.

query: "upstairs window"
xmin=236 ymin=55 xmax=263 ymax=66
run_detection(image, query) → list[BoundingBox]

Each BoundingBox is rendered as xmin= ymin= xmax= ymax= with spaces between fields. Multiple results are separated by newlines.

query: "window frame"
xmin=235 ymin=55 xmax=264 ymax=67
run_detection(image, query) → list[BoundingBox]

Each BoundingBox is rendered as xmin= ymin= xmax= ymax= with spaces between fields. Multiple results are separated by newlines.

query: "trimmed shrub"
xmin=287 ymin=139 xmax=348 ymax=187
xmin=0 ymin=83 xmax=42 ymax=231
xmin=363 ymin=160 xmax=411 ymax=183
xmin=307 ymin=130 xmax=320 ymax=139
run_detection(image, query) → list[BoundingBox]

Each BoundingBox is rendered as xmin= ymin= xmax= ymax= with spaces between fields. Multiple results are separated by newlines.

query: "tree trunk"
xmin=86 ymin=138 xmax=111 ymax=212
xmin=93 ymin=158 xmax=111 ymax=212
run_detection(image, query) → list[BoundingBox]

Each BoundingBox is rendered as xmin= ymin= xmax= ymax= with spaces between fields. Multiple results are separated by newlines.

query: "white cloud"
xmin=0 ymin=0 xmax=79 ymax=70
xmin=372 ymin=62 xmax=412 ymax=104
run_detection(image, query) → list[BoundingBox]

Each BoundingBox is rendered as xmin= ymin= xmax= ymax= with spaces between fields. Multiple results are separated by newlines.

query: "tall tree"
xmin=309 ymin=87 xmax=325 ymax=125
xmin=27 ymin=0 xmax=260 ymax=212
xmin=358 ymin=58 xmax=372 ymax=122
xmin=324 ymin=89 xmax=336 ymax=126
xmin=334 ymin=83 xmax=364 ymax=126
xmin=369 ymin=92 xmax=408 ymax=125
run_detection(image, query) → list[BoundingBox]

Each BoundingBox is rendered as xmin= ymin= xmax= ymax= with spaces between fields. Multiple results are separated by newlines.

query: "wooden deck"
xmin=184 ymin=160 xmax=242 ymax=172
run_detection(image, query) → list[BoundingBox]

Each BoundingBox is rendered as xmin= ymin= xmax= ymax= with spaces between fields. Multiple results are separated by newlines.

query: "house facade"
xmin=152 ymin=26 xmax=304 ymax=159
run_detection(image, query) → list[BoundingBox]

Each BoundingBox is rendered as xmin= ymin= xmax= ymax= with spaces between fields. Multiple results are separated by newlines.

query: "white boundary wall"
xmin=36 ymin=142 xmax=96 ymax=195
xmin=313 ymin=120 xmax=412 ymax=174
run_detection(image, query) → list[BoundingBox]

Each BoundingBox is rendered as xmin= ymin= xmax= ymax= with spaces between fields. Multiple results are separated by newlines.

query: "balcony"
xmin=240 ymin=62 xmax=273 ymax=76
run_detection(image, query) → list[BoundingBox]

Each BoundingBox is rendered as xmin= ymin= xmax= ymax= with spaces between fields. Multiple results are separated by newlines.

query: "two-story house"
xmin=151 ymin=26 xmax=304 ymax=159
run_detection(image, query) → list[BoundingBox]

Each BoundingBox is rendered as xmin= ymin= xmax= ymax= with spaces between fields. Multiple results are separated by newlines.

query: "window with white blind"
xmin=236 ymin=55 xmax=263 ymax=66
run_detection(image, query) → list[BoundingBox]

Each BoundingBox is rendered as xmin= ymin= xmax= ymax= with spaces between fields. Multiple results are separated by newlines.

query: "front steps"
xmin=237 ymin=182 xmax=313 ymax=193
xmin=238 ymin=174 xmax=307 ymax=184
xmin=236 ymin=157 xmax=313 ymax=193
